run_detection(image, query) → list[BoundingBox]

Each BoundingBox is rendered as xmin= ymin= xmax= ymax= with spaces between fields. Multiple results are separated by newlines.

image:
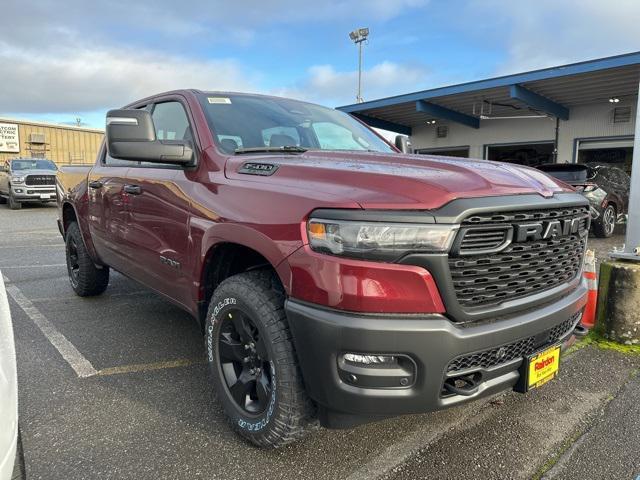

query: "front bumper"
xmin=10 ymin=184 xmax=56 ymax=202
xmin=286 ymin=278 xmax=587 ymax=427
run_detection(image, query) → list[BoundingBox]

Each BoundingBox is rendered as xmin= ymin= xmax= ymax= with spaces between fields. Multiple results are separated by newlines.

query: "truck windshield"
xmin=11 ymin=159 xmax=57 ymax=171
xmin=198 ymin=94 xmax=394 ymax=154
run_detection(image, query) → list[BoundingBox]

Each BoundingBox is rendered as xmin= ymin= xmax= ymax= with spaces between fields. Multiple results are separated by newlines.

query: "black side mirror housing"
xmin=394 ymin=135 xmax=412 ymax=154
xmin=106 ymin=109 xmax=194 ymax=165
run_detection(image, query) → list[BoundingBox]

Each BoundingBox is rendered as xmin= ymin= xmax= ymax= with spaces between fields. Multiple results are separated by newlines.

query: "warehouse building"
xmin=338 ymin=51 xmax=640 ymax=175
xmin=0 ymin=118 xmax=103 ymax=166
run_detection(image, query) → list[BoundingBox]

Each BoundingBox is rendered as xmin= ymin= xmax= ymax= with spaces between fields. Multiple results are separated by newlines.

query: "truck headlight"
xmin=307 ymin=217 xmax=458 ymax=261
xmin=11 ymin=176 xmax=24 ymax=184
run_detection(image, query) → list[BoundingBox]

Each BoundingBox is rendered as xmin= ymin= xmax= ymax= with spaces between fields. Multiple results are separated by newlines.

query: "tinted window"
xmin=102 ymin=147 xmax=131 ymax=166
xmin=152 ymin=102 xmax=191 ymax=141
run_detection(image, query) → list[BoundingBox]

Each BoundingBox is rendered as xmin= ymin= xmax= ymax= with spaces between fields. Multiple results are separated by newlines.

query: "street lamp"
xmin=349 ymin=27 xmax=369 ymax=103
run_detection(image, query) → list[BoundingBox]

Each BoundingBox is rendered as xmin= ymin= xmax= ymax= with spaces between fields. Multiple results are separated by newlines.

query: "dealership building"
xmin=0 ymin=118 xmax=104 ymax=167
xmin=339 ymin=52 xmax=640 ymax=175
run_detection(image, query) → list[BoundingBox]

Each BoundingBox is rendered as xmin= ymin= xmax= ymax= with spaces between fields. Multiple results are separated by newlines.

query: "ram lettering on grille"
xmin=449 ymin=206 xmax=589 ymax=308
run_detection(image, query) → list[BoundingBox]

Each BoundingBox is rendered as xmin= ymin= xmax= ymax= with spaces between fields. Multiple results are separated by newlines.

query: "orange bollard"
xmin=581 ymin=249 xmax=598 ymax=329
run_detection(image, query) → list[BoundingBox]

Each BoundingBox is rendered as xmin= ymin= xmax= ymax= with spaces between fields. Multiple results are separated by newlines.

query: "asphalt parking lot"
xmin=3 ymin=204 xmax=639 ymax=480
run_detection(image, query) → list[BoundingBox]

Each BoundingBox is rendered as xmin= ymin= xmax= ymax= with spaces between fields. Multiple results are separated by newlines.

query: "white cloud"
xmin=0 ymin=43 xmax=259 ymax=113
xmin=469 ymin=0 xmax=640 ymax=73
xmin=274 ymin=61 xmax=430 ymax=106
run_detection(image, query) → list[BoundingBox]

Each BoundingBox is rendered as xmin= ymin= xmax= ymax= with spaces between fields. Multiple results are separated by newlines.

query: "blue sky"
xmin=1 ymin=0 xmax=639 ymax=128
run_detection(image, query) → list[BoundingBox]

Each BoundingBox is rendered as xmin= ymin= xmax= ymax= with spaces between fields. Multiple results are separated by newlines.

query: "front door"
xmin=121 ymin=100 xmax=194 ymax=308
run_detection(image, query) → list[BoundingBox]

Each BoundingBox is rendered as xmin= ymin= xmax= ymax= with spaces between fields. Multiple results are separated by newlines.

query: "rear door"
xmin=86 ymin=146 xmax=132 ymax=273
xmin=121 ymin=99 xmax=194 ymax=308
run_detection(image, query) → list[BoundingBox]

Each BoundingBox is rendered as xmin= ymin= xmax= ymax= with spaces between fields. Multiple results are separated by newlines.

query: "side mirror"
xmin=106 ymin=109 xmax=194 ymax=165
xmin=394 ymin=135 xmax=412 ymax=154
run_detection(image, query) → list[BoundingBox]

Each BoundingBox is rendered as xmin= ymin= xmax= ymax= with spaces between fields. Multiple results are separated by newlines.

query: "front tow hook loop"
xmin=573 ymin=323 xmax=589 ymax=338
xmin=444 ymin=374 xmax=481 ymax=396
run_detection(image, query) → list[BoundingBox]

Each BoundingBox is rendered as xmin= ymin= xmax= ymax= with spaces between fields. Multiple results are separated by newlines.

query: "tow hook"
xmin=573 ymin=323 xmax=589 ymax=338
xmin=443 ymin=373 xmax=481 ymax=396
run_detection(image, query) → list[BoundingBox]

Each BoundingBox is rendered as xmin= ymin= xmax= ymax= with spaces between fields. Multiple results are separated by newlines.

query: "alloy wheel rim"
xmin=604 ymin=207 xmax=615 ymax=235
xmin=217 ymin=309 xmax=273 ymax=415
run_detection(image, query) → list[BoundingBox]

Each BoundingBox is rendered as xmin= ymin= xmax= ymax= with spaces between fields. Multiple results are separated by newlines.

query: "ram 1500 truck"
xmin=57 ymin=90 xmax=590 ymax=448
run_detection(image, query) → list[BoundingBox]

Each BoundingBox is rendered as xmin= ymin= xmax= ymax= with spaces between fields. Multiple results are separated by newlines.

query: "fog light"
xmin=15 ymin=189 xmax=23 ymax=193
xmin=343 ymin=353 xmax=397 ymax=365
xmin=338 ymin=353 xmax=416 ymax=389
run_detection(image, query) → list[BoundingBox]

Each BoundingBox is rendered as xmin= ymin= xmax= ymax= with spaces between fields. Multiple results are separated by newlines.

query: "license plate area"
xmin=514 ymin=344 xmax=561 ymax=393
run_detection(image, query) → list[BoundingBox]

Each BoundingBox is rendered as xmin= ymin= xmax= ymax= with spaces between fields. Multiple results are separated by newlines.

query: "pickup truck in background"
xmin=0 ymin=158 xmax=58 ymax=210
xmin=57 ymin=90 xmax=590 ymax=448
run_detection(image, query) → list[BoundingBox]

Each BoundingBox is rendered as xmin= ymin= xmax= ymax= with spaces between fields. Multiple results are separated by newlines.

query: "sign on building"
xmin=0 ymin=123 xmax=19 ymax=153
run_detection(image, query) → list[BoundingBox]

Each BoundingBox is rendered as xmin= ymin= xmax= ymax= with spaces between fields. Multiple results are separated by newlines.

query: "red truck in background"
xmin=57 ymin=90 xmax=590 ymax=448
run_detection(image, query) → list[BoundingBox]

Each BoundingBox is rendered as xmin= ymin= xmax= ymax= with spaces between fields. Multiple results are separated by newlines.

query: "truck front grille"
xmin=25 ymin=175 xmax=56 ymax=186
xmin=446 ymin=312 xmax=580 ymax=374
xmin=449 ymin=206 xmax=589 ymax=308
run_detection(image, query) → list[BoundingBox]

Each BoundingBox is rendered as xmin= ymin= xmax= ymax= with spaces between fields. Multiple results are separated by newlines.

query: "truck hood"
xmin=14 ymin=169 xmax=57 ymax=176
xmin=225 ymin=150 xmax=571 ymax=210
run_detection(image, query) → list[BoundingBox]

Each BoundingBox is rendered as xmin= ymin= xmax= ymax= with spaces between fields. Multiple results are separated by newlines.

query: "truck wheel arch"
xmin=61 ymin=201 xmax=101 ymax=264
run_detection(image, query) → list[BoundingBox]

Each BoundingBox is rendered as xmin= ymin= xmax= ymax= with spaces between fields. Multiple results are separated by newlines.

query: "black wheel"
xmin=0 ymin=195 xmax=6 ymax=204
xmin=8 ymin=192 xmax=21 ymax=210
xmin=593 ymin=205 xmax=616 ymax=238
xmin=65 ymin=222 xmax=109 ymax=296
xmin=205 ymin=270 xmax=314 ymax=448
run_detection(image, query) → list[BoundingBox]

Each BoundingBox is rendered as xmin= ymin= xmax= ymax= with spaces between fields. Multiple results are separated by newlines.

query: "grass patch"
xmin=569 ymin=330 xmax=640 ymax=355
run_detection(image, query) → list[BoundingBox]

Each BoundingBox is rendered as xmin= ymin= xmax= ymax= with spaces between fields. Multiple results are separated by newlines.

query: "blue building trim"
xmin=416 ymin=100 xmax=480 ymax=129
xmin=509 ymin=84 xmax=569 ymax=120
xmin=338 ymin=51 xmax=640 ymax=114
xmin=351 ymin=113 xmax=412 ymax=136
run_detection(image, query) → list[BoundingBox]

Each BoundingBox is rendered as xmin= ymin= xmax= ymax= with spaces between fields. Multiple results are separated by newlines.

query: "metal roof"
xmin=337 ymin=51 xmax=640 ymax=135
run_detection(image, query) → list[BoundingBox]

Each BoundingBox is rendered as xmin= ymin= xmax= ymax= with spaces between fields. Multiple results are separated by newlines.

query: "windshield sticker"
xmin=208 ymin=97 xmax=232 ymax=104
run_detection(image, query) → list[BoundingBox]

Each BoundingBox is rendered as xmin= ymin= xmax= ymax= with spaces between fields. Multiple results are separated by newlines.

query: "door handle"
xmin=89 ymin=180 xmax=103 ymax=189
xmin=123 ymin=184 xmax=142 ymax=195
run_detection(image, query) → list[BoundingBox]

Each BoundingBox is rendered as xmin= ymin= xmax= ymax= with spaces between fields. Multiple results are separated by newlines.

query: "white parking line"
xmin=0 ymin=264 xmax=66 ymax=269
xmin=3 ymin=274 xmax=98 ymax=378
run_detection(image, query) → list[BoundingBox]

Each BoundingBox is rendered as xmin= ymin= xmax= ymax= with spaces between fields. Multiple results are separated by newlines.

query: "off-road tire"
xmin=593 ymin=204 xmax=616 ymax=238
xmin=65 ymin=222 xmax=109 ymax=296
xmin=205 ymin=270 xmax=315 ymax=448
xmin=8 ymin=193 xmax=21 ymax=210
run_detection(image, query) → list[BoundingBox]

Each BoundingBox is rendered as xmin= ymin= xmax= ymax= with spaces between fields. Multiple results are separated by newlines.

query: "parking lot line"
xmin=95 ymin=358 xmax=205 ymax=377
xmin=0 ymin=263 xmax=66 ymax=269
xmin=3 ymin=275 xmax=98 ymax=378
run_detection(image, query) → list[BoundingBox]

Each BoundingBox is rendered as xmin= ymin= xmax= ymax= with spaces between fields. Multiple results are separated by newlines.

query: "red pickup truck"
xmin=57 ymin=89 xmax=590 ymax=448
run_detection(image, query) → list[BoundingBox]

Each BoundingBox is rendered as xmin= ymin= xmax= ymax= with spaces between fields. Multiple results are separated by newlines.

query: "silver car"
xmin=0 ymin=273 xmax=18 ymax=480
xmin=0 ymin=158 xmax=58 ymax=210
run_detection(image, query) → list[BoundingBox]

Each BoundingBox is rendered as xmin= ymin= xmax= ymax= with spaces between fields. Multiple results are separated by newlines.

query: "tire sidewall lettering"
xmin=206 ymin=297 xmax=237 ymax=363
xmin=207 ymin=297 xmax=277 ymax=433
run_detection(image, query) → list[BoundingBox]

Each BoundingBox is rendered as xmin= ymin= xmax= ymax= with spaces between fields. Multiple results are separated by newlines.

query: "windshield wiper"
xmin=234 ymin=146 xmax=308 ymax=155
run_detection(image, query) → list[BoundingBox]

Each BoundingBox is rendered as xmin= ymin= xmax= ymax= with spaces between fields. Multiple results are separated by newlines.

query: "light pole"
xmin=349 ymin=27 xmax=369 ymax=103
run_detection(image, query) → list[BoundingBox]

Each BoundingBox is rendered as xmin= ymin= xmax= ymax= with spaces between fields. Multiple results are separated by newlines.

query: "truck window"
xmin=312 ymin=122 xmax=371 ymax=151
xmin=135 ymin=101 xmax=194 ymax=168
xmin=262 ymin=127 xmax=300 ymax=147
xmin=152 ymin=102 xmax=191 ymax=142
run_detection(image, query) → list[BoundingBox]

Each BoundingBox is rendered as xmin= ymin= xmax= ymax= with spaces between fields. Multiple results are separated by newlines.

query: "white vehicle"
xmin=0 ymin=273 xmax=19 ymax=480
